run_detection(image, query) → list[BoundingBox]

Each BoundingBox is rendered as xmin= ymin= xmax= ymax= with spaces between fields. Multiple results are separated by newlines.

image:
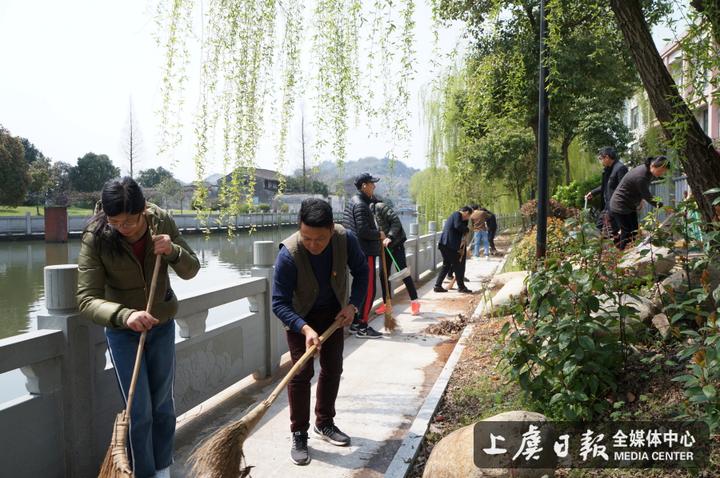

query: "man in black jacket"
xmin=434 ymin=206 xmax=473 ymax=294
xmin=585 ymin=146 xmax=628 ymax=239
xmin=342 ymin=173 xmax=385 ymax=338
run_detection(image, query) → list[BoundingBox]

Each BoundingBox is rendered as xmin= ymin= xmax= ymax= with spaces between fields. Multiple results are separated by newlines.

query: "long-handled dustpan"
xmin=385 ymin=247 xmax=411 ymax=282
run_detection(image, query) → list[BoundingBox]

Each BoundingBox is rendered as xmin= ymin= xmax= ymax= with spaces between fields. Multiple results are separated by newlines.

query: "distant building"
xmin=221 ymin=168 xmax=280 ymax=205
xmin=624 ymin=36 xmax=719 ymax=150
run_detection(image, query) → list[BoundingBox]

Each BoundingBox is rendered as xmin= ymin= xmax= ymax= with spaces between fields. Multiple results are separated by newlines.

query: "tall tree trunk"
xmin=610 ymin=0 xmax=720 ymax=221
xmin=562 ymin=135 xmax=573 ymax=185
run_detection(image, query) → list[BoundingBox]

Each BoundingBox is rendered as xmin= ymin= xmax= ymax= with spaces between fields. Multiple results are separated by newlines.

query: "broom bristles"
xmin=384 ymin=306 xmax=398 ymax=332
xmin=98 ymin=412 xmax=133 ymax=478
xmin=188 ymin=403 xmax=265 ymax=478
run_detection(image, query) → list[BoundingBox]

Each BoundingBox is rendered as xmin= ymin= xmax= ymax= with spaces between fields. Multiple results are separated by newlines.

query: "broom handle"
xmin=265 ymin=318 xmax=344 ymax=405
xmin=380 ymin=248 xmax=391 ymax=306
xmin=125 ymin=253 xmax=162 ymax=415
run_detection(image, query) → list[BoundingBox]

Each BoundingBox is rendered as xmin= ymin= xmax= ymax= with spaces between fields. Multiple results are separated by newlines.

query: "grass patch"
xmin=0 ymin=206 xmax=94 ymax=216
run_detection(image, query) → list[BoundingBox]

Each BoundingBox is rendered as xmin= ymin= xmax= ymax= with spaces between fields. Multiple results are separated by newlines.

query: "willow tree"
xmin=155 ymin=0 xmax=418 ymax=225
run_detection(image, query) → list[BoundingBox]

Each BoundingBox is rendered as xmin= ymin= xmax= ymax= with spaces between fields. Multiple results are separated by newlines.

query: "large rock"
xmin=652 ymin=313 xmax=671 ymax=340
xmin=489 ymin=271 xmax=529 ymax=289
xmin=590 ymin=294 xmax=656 ymax=340
xmin=619 ymin=244 xmax=675 ymax=277
xmin=487 ymin=276 xmax=528 ymax=315
xmin=423 ymin=411 xmax=553 ymax=478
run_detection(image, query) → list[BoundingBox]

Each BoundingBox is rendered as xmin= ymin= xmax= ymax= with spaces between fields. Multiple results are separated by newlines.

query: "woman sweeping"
xmin=609 ymin=155 xmax=670 ymax=250
xmin=77 ymin=177 xmax=200 ymax=478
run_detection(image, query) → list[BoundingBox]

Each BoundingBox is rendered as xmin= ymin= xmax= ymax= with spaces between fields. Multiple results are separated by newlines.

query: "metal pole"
xmin=536 ymin=0 xmax=549 ymax=259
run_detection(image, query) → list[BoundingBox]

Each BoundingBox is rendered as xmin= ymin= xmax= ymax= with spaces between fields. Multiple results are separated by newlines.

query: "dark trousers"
xmin=612 ymin=211 xmax=639 ymax=250
xmin=379 ymin=243 xmax=418 ymax=301
xmin=435 ymin=244 xmax=466 ymax=289
xmin=597 ymin=210 xmax=620 ymax=238
xmin=488 ymin=227 xmax=497 ymax=252
xmin=286 ymin=306 xmax=344 ymax=433
xmin=106 ymin=320 xmax=176 ymax=478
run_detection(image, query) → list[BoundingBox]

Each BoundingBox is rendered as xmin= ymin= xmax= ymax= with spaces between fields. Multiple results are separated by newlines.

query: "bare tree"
xmin=122 ymin=98 xmax=143 ymax=178
xmin=300 ymin=108 xmax=307 ymax=192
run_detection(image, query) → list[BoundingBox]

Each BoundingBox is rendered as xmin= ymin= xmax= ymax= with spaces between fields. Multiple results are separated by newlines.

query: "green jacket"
xmin=77 ymin=203 xmax=200 ymax=329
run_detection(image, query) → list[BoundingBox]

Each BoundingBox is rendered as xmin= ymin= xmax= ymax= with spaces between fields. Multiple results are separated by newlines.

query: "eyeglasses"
xmin=108 ymin=214 xmax=143 ymax=229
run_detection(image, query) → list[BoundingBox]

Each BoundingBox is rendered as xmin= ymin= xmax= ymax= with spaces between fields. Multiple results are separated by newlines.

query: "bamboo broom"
xmin=188 ymin=318 xmax=344 ymax=478
xmin=380 ymin=249 xmax=398 ymax=332
xmin=98 ymin=253 xmax=162 ymax=477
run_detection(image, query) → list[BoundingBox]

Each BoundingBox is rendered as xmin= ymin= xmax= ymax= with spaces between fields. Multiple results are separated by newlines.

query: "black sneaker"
xmin=356 ymin=324 xmax=382 ymax=339
xmin=290 ymin=431 xmax=310 ymax=465
xmin=433 ymin=286 xmax=448 ymax=293
xmin=313 ymin=423 xmax=351 ymax=446
xmin=458 ymin=287 xmax=473 ymax=294
xmin=349 ymin=321 xmax=360 ymax=332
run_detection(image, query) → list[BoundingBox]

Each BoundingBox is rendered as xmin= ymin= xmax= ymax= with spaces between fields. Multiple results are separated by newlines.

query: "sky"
xmin=0 ymin=1 xmax=468 ymax=183
xmin=0 ymin=1 xmax=688 ymax=184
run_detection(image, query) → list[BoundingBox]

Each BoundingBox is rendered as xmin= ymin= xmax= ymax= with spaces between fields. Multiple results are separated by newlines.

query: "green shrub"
xmin=501 ymin=214 xmax=646 ymax=420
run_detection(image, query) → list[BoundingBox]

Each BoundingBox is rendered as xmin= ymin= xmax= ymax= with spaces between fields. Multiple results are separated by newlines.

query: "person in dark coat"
xmin=434 ymin=206 xmax=473 ymax=294
xmin=481 ymin=207 xmax=498 ymax=254
xmin=585 ymin=146 xmax=628 ymax=239
xmin=342 ymin=172 xmax=385 ymax=338
xmin=609 ymin=155 xmax=670 ymax=250
xmin=371 ymin=198 xmax=421 ymax=315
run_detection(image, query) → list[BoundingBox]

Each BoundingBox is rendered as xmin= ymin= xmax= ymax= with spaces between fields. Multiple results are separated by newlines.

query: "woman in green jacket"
xmin=77 ymin=177 xmax=200 ymax=478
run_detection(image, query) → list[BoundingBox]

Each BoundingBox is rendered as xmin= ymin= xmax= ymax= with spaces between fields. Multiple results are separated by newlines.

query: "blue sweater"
xmin=272 ymin=229 xmax=368 ymax=333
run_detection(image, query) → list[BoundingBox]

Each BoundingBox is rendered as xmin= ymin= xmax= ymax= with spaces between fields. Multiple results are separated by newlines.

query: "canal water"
xmin=0 ymin=215 xmax=417 ymax=403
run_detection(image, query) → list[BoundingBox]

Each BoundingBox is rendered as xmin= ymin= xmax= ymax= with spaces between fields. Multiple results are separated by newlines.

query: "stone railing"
xmin=0 ymin=212 xmax=345 ymax=238
xmin=0 ymin=224 xmax=441 ymax=477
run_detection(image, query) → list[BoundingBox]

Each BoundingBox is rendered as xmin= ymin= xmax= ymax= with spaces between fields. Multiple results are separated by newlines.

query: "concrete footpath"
xmin=172 ymin=255 xmax=503 ymax=477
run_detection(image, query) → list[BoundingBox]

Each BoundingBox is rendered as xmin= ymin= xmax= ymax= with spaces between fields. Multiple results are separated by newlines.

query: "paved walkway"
xmin=172 ymin=255 xmax=503 ymax=477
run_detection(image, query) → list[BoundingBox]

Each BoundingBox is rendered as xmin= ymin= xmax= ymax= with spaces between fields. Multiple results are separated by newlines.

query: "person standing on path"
xmin=77 ymin=177 xmax=200 ymax=478
xmin=609 ymin=155 xmax=670 ymax=250
xmin=585 ymin=146 xmax=628 ymax=239
xmin=371 ymin=198 xmax=421 ymax=315
xmin=272 ymin=198 xmax=369 ymax=466
xmin=342 ymin=172 xmax=385 ymax=338
xmin=480 ymin=207 xmax=499 ymax=255
xmin=434 ymin=206 xmax=473 ymax=294
xmin=469 ymin=205 xmax=490 ymax=259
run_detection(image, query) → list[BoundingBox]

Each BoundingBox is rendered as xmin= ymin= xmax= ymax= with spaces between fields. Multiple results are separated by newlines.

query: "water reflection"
xmin=0 ymin=214 xmax=417 ymax=341
xmin=0 ymin=227 xmax=294 ymax=340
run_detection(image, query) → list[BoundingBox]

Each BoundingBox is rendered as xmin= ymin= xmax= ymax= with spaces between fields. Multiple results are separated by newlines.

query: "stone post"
xmin=250 ymin=241 xmax=280 ymax=377
xmin=36 ymin=264 xmax=106 ymax=477
xmin=429 ymin=221 xmax=438 ymax=271
xmin=409 ymin=223 xmax=420 ymax=281
xmin=25 ymin=211 xmax=32 ymax=235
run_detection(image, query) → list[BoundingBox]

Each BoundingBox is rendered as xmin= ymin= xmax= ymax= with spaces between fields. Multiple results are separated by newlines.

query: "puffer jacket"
xmin=343 ymin=192 xmax=381 ymax=256
xmin=77 ymin=203 xmax=200 ymax=329
xmin=371 ymin=201 xmax=406 ymax=248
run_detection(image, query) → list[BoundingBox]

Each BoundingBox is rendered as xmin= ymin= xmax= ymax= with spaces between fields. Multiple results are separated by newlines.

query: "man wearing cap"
xmin=342 ymin=172 xmax=385 ymax=338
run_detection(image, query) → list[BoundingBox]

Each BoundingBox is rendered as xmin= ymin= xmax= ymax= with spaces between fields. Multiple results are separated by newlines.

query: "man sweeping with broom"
xmin=272 ymin=198 xmax=369 ymax=465
xmin=77 ymin=177 xmax=200 ymax=478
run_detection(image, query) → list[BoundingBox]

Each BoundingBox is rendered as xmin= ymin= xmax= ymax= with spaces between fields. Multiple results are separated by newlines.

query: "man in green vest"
xmin=272 ymin=198 xmax=369 ymax=465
